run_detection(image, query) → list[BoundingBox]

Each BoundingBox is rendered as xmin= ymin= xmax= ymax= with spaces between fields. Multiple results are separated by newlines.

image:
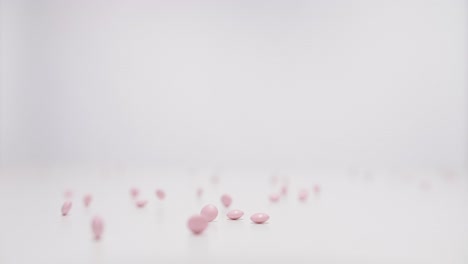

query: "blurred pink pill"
xmin=221 ymin=194 xmax=232 ymax=207
xmin=211 ymin=175 xmax=219 ymax=184
xmin=271 ymin=175 xmax=279 ymax=185
xmin=83 ymin=194 xmax=92 ymax=207
xmin=155 ymin=189 xmax=166 ymax=200
xmin=135 ymin=200 xmax=148 ymax=208
xmin=281 ymin=185 xmax=288 ymax=195
xmin=200 ymin=204 xmax=218 ymax=221
xmin=269 ymin=193 xmax=280 ymax=203
xmin=250 ymin=213 xmax=269 ymax=224
xmin=313 ymin=184 xmax=321 ymax=195
xmin=298 ymin=189 xmax=309 ymax=202
xmin=196 ymin=188 xmax=203 ymax=198
xmin=187 ymin=215 xmax=208 ymax=234
xmin=226 ymin=209 xmax=244 ymax=220
xmin=61 ymin=201 xmax=72 ymax=216
xmin=92 ymin=216 xmax=104 ymax=240
xmin=130 ymin=187 xmax=139 ymax=198
xmin=64 ymin=190 xmax=73 ymax=199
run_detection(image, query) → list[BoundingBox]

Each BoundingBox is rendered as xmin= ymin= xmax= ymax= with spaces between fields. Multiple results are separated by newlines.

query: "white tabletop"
xmin=0 ymin=168 xmax=467 ymax=264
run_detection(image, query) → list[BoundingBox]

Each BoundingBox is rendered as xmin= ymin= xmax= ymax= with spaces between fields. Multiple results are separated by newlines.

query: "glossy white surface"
xmin=0 ymin=168 xmax=467 ymax=264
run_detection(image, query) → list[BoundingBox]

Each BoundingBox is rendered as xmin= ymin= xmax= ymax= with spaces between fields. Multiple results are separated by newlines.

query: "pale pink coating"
xmin=200 ymin=204 xmax=218 ymax=221
xmin=130 ymin=187 xmax=139 ymax=198
xmin=250 ymin=213 xmax=269 ymax=224
xmin=135 ymin=199 xmax=148 ymax=208
xmin=221 ymin=194 xmax=232 ymax=207
xmin=226 ymin=209 xmax=244 ymax=220
xmin=61 ymin=201 xmax=72 ymax=216
xmin=298 ymin=189 xmax=309 ymax=202
xmin=155 ymin=189 xmax=166 ymax=200
xmin=92 ymin=216 xmax=104 ymax=240
xmin=269 ymin=193 xmax=280 ymax=203
xmin=187 ymin=215 xmax=208 ymax=234
xmin=83 ymin=194 xmax=92 ymax=207
xmin=196 ymin=188 xmax=203 ymax=198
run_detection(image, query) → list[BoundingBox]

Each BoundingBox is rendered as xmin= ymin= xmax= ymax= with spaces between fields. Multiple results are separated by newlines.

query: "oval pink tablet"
xmin=61 ymin=201 xmax=72 ymax=216
xmin=155 ymin=189 xmax=165 ymax=200
xmin=135 ymin=199 xmax=148 ymax=208
xmin=200 ymin=204 xmax=218 ymax=221
xmin=64 ymin=189 xmax=74 ymax=199
xmin=196 ymin=188 xmax=203 ymax=198
xmin=226 ymin=209 xmax=244 ymax=220
xmin=221 ymin=194 xmax=232 ymax=207
xmin=211 ymin=175 xmax=219 ymax=184
xmin=281 ymin=185 xmax=288 ymax=196
xmin=91 ymin=216 xmax=104 ymax=240
xmin=187 ymin=215 xmax=208 ymax=234
xmin=83 ymin=194 xmax=92 ymax=207
xmin=250 ymin=213 xmax=269 ymax=224
xmin=269 ymin=193 xmax=280 ymax=203
xmin=298 ymin=189 xmax=309 ymax=202
xmin=130 ymin=187 xmax=139 ymax=198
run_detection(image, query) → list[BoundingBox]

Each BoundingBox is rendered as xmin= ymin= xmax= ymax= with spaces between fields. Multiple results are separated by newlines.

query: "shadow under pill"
xmin=187 ymin=233 xmax=209 ymax=255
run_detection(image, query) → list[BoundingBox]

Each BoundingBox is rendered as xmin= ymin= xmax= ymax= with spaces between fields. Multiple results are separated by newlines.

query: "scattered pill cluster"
xmin=60 ymin=177 xmax=323 ymax=240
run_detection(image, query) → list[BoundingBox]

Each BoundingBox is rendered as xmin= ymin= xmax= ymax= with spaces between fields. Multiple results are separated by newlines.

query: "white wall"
xmin=1 ymin=0 xmax=467 ymax=170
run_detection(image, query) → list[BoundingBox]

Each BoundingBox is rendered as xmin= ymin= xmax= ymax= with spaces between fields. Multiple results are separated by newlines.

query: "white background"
xmin=1 ymin=0 xmax=467 ymax=170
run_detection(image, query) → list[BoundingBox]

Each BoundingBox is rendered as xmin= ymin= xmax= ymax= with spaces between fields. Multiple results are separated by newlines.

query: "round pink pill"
xmin=135 ymin=199 xmax=148 ymax=208
xmin=269 ymin=193 xmax=280 ymax=203
xmin=187 ymin=215 xmax=208 ymax=234
xmin=227 ymin=209 xmax=244 ymax=220
xmin=61 ymin=201 xmax=72 ymax=216
xmin=250 ymin=213 xmax=269 ymax=224
xmin=221 ymin=194 xmax=232 ymax=207
xmin=298 ymin=189 xmax=309 ymax=202
xmin=130 ymin=187 xmax=139 ymax=198
xmin=155 ymin=189 xmax=166 ymax=200
xmin=200 ymin=204 xmax=218 ymax=221
xmin=83 ymin=194 xmax=92 ymax=207
xmin=91 ymin=216 xmax=104 ymax=240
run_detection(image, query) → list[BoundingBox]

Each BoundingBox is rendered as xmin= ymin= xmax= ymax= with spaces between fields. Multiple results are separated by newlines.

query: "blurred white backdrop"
xmin=1 ymin=0 xmax=467 ymax=170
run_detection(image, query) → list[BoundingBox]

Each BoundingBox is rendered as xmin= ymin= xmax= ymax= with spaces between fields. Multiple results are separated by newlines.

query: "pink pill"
xmin=187 ymin=214 xmax=208 ymax=234
xmin=91 ymin=216 xmax=104 ymax=240
xmin=298 ymin=189 xmax=309 ymax=202
xmin=61 ymin=201 xmax=72 ymax=216
xmin=226 ymin=209 xmax=244 ymax=220
xmin=271 ymin=175 xmax=279 ymax=185
xmin=83 ymin=194 xmax=92 ymax=207
xmin=221 ymin=194 xmax=232 ymax=207
xmin=155 ymin=189 xmax=166 ymax=200
xmin=250 ymin=213 xmax=269 ymax=224
xmin=196 ymin=188 xmax=203 ymax=198
xmin=211 ymin=175 xmax=220 ymax=184
xmin=135 ymin=199 xmax=148 ymax=208
xmin=64 ymin=189 xmax=73 ymax=199
xmin=313 ymin=184 xmax=321 ymax=195
xmin=130 ymin=187 xmax=139 ymax=198
xmin=269 ymin=193 xmax=280 ymax=203
xmin=200 ymin=204 xmax=218 ymax=221
xmin=281 ymin=185 xmax=288 ymax=196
